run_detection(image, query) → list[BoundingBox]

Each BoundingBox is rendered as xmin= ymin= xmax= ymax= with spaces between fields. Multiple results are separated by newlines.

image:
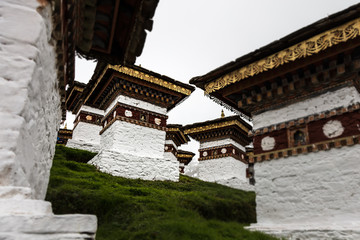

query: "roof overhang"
xmin=83 ymin=64 xmax=195 ymax=111
xmin=190 ymin=4 xmax=360 ymax=117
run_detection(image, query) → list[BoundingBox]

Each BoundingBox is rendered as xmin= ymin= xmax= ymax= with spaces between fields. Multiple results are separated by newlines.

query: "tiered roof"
xmin=51 ymin=0 xmax=160 ymax=118
xmin=190 ymin=3 xmax=360 ymax=117
xmin=166 ymin=124 xmax=190 ymax=146
xmin=82 ymin=63 xmax=195 ymax=111
xmin=183 ymin=116 xmax=252 ymax=146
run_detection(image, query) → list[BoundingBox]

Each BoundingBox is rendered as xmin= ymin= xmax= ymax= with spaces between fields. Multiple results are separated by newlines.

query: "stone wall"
xmin=0 ymin=0 xmax=61 ymax=200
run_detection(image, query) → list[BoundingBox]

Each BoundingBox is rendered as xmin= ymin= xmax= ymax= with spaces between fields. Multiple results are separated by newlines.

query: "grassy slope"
xmin=46 ymin=145 xmax=278 ymax=240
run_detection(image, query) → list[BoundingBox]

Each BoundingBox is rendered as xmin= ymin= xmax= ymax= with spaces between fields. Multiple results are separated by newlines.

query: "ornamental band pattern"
xmin=205 ymin=18 xmax=360 ymax=93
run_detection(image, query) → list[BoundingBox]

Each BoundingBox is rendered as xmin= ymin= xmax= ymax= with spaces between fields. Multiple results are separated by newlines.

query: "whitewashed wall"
xmin=255 ymin=146 xmax=360 ymax=225
xmin=200 ymin=138 xmax=245 ymax=152
xmin=106 ymin=95 xmax=166 ymax=115
xmin=90 ymin=97 xmax=179 ymax=181
xmin=90 ymin=149 xmax=179 ymax=181
xmin=249 ymin=145 xmax=360 ymax=239
xmin=0 ymin=1 xmax=97 ymax=239
xmin=198 ymin=157 xmax=252 ymax=190
xmin=100 ymin=120 xmax=166 ymax=158
xmin=249 ymin=86 xmax=360 ymax=239
xmin=253 ymin=86 xmax=360 ymax=130
xmin=66 ymin=122 xmax=102 ymax=152
xmin=0 ymin=0 xmax=61 ymax=200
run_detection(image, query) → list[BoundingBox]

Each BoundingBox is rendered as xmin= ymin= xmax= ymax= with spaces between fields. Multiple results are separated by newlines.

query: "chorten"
xmin=165 ymin=125 xmax=191 ymax=173
xmin=183 ymin=115 xmax=253 ymax=190
xmin=176 ymin=150 xmax=195 ymax=173
xmin=66 ymin=81 xmax=104 ymax=152
xmin=83 ymin=63 xmax=195 ymax=181
xmin=190 ymin=4 xmax=360 ymax=239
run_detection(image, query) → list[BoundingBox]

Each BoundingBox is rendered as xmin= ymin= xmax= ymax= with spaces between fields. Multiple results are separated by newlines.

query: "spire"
xmin=64 ymin=123 xmax=67 ymax=129
xmin=221 ymin=109 xmax=225 ymax=118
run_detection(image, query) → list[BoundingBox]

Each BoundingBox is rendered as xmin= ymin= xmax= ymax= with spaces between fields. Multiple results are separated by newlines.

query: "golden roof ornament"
xmin=64 ymin=123 xmax=67 ymax=129
xmin=221 ymin=109 xmax=225 ymax=118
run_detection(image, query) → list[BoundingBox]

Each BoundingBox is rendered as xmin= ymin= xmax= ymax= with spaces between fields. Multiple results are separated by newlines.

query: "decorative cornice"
xmin=199 ymin=144 xmax=247 ymax=164
xmin=250 ymin=135 xmax=360 ymax=163
xmin=100 ymin=102 xmax=168 ymax=134
xmin=167 ymin=127 xmax=189 ymax=145
xmin=184 ymin=120 xmax=250 ymax=135
xmin=205 ymin=18 xmax=360 ymax=93
xmin=86 ymin=64 xmax=192 ymax=103
xmin=251 ymin=103 xmax=360 ymax=162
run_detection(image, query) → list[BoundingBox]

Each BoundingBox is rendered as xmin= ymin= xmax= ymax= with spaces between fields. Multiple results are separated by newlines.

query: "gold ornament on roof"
xmin=184 ymin=120 xmax=250 ymax=135
xmin=221 ymin=109 xmax=225 ymax=118
xmin=205 ymin=18 xmax=360 ymax=93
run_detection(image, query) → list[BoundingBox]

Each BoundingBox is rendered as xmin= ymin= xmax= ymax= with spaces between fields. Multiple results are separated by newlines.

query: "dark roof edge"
xmin=190 ymin=3 xmax=360 ymax=87
xmin=183 ymin=115 xmax=252 ymax=131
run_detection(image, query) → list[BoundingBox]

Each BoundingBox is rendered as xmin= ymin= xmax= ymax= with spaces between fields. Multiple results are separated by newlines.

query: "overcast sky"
xmin=74 ymin=0 xmax=360 ymax=155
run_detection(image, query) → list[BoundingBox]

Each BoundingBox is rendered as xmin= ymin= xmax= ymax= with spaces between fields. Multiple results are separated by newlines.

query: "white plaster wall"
xmin=248 ymin=224 xmax=360 ymax=240
xmin=106 ymin=95 xmax=167 ymax=115
xmin=89 ymin=149 xmax=179 ymax=181
xmin=200 ymin=138 xmax=246 ymax=152
xmin=198 ymin=157 xmax=249 ymax=188
xmin=66 ymin=122 xmax=101 ymax=152
xmin=0 ymin=2 xmax=98 ymax=239
xmin=101 ymin=120 xmax=166 ymax=158
xmin=0 ymin=0 xmax=61 ymax=200
xmin=253 ymin=86 xmax=360 ymax=130
xmin=254 ymin=145 xmax=360 ymax=225
xmin=76 ymin=105 xmax=104 ymax=117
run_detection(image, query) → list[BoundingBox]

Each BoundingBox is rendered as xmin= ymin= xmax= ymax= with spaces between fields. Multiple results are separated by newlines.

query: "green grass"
xmin=46 ymin=145 xmax=278 ymax=240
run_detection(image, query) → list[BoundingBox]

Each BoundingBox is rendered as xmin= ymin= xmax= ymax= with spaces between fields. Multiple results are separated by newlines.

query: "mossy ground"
xmin=46 ymin=145 xmax=278 ymax=240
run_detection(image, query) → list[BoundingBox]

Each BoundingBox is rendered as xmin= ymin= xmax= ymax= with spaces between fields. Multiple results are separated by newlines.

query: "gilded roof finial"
xmin=64 ymin=123 xmax=67 ymax=129
xmin=221 ymin=109 xmax=225 ymax=118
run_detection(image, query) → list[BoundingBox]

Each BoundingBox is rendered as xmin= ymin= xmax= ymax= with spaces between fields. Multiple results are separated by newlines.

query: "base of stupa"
xmin=89 ymin=149 xmax=179 ymax=181
xmin=247 ymin=219 xmax=360 ymax=240
xmin=66 ymin=140 xmax=100 ymax=153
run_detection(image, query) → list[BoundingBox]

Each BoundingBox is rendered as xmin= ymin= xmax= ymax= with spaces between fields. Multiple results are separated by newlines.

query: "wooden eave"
xmin=190 ymin=3 xmax=360 ymax=90
xmin=83 ymin=64 xmax=195 ymax=111
xmin=183 ymin=116 xmax=252 ymax=145
xmin=166 ymin=125 xmax=190 ymax=146
xmin=76 ymin=0 xmax=160 ymax=65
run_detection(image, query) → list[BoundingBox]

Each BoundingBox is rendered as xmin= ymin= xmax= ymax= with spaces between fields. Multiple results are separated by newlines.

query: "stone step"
xmin=0 ymin=199 xmax=52 ymax=215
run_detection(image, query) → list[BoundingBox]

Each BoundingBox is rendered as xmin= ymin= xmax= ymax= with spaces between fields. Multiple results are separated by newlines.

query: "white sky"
xmin=73 ymin=0 xmax=360 ymax=156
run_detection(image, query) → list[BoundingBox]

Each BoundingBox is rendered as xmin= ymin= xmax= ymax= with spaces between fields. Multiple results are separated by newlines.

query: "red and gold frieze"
xmin=250 ymin=103 xmax=360 ymax=162
xmin=199 ymin=144 xmax=247 ymax=164
xmin=100 ymin=102 xmax=168 ymax=134
xmin=204 ymin=18 xmax=360 ymax=93
xmin=73 ymin=110 xmax=103 ymax=129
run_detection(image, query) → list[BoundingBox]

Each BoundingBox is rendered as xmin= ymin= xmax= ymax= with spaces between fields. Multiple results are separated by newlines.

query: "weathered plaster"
xmin=0 ymin=1 xmax=97 ymax=239
xmin=66 ymin=122 xmax=102 ymax=153
xmin=200 ymin=138 xmax=246 ymax=152
xmin=253 ymin=86 xmax=360 ymax=130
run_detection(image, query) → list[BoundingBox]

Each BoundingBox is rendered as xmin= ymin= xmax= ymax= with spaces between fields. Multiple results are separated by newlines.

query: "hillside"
xmin=46 ymin=145 xmax=278 ymax=240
